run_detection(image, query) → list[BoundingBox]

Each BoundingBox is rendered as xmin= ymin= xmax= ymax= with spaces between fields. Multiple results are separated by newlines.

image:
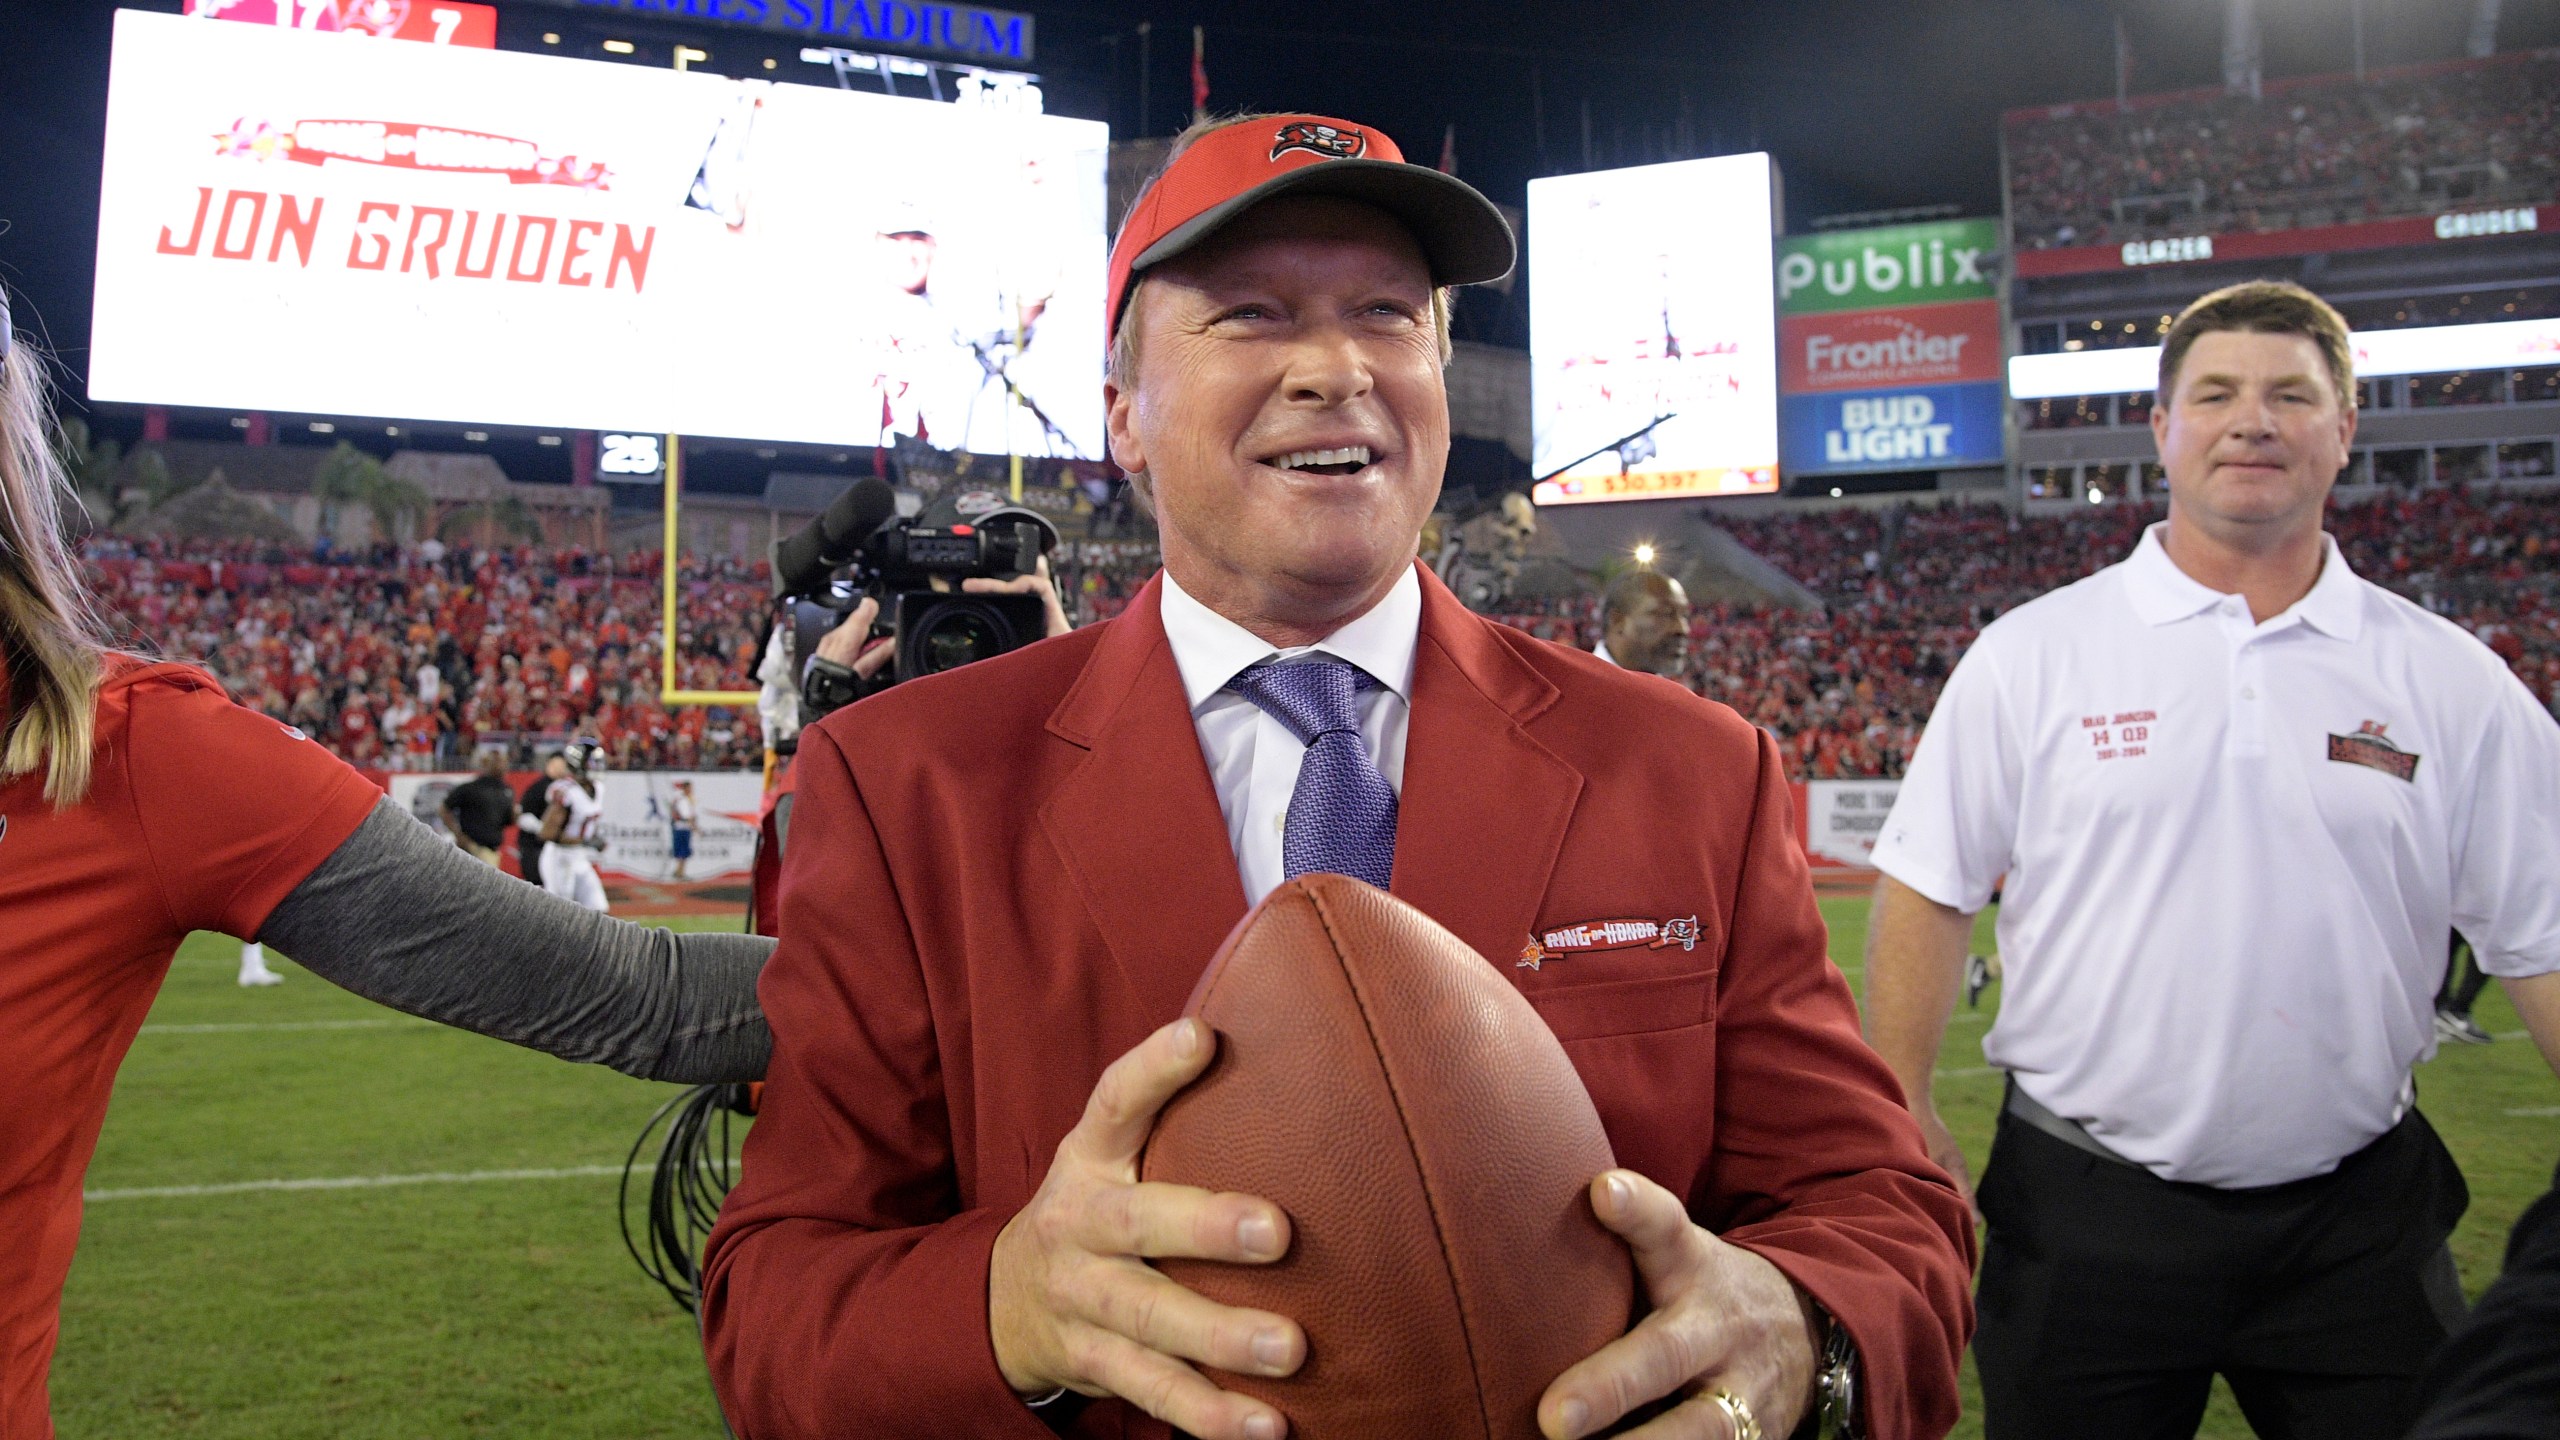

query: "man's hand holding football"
xmin=989 ymin=1018 xmax=1306 ymax=1440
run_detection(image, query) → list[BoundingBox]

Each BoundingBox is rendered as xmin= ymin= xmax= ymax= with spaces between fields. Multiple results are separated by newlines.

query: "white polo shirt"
xmin=1873 ymin=523 xmax=2560 ymax=1187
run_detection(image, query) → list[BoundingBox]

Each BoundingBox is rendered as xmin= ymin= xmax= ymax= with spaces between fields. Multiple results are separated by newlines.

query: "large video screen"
xmin=1528 ymin=153 xmax=1780 ymax=505
xmin=91 ymin=10 xmax=1109 ymax=457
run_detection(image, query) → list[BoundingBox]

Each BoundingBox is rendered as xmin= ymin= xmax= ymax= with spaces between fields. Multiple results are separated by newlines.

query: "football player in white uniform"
xmin=530 ymin=740 xmax=610 ymax=914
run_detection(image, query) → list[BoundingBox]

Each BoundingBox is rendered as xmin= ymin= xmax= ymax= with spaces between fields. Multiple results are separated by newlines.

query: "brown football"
xmin=1140 ymin=874 xmax=1635 ymax=1440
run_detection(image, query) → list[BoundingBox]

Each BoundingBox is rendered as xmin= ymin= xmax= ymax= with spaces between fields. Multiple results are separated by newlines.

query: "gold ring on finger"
xmin=1705 ymin=1387 xmax=1763 ymax=1440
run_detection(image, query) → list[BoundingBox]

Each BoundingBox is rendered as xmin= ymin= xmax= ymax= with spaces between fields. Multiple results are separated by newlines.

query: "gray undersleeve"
xmin=256 ymin=798 xmax=772 ymax=1084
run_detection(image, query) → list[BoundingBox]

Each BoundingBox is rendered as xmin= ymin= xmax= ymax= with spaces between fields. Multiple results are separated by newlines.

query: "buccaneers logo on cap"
xmin=1271 ymin=122 xmax=1366 ymax=161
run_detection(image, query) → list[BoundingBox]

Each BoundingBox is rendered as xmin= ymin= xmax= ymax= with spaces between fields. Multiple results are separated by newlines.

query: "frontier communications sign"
xmin=1776 ymin=218 xmax=2005 ymax=476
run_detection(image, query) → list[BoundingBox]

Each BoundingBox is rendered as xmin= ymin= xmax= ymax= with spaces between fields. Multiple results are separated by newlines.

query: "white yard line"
xmin=1938 ymin=1065 xmax=2000 ymax=1079
xmin=86 ymin=1164 xmax=623 ymax=1202
xmin=2504 ymin=1106 xmax=2560 ymax=1119
xmin=137 ymin=1018 xmax=434 ymax=1036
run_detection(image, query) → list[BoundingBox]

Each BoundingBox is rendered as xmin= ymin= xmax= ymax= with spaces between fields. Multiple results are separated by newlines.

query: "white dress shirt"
xmin=1873 ymin=524 xmax=2560 ymax=1187
xmin=1159 ymin=567 xmax=1420 ymax=907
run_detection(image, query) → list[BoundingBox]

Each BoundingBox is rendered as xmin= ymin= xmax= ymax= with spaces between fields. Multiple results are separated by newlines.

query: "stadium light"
xmin=309 ymin=421 xmax=334 ymax=433
xmin=1829 ymin=487 xmax=1843 ymax=498
xmin=463 ymin=430 xmax=488 ymax=442
xmin=542 ymin=32 xmax=559 ymax=44
xmin=1632 ymin=543 xmax=1657 ymax=566
xmin=602 ymin=38 xmax=635 ymax=54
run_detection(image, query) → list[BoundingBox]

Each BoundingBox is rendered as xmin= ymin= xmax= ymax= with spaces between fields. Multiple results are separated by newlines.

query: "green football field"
xmin=54 ymin=903 xmax=2560 ymax=1439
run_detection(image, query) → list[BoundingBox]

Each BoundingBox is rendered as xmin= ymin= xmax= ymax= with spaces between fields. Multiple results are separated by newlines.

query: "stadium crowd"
xmin=2005 ymin=53 xmax=2560 ymax=249
xmin=85 ymin=537 xmax=770 ymax=771
xmin=86 ymin=485 xmax=2560 ymax=781
xmin=1496 ymin=487 xmax=2560 ymax=779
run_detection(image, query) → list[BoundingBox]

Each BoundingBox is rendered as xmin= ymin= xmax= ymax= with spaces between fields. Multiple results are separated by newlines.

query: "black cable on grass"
xmin=619 ymin=1083 xmax=755 ymax=1316
xmin=621 ymin=1083 xmax=757 ymax=1438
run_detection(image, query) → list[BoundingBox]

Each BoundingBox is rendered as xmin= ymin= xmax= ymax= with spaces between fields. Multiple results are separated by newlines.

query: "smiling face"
xmin=2151 ymin=329 xmax=2356 ymax=545
xmin=1105 ymin=196 xmax=1448 ymax=639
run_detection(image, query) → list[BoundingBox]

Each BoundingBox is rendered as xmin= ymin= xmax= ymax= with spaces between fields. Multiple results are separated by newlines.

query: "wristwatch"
xmin=1808 ymin=1304 xmax=1862 ymax=1439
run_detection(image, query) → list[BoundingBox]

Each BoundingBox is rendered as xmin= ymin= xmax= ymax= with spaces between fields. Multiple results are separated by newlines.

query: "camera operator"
xmin=795 ymin=559 xmax=1073 ymax=718
xmin=747 ymin=558 xmax=1074 ymax=936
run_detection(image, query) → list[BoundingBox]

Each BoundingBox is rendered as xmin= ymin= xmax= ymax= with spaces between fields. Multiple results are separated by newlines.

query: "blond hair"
xmin=0 ymin=314 xmax=108 ymax=806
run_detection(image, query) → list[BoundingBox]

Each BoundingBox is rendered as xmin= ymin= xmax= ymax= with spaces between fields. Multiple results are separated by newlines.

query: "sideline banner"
xmin=1795 ymin=778 xmax=1902 ymax=871
xmin=384 ymin=770 xmax=764 ymax=883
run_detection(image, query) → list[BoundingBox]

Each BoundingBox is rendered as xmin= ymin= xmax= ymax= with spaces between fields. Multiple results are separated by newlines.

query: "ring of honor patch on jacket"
xmin=1518 ymin=914 xmax=1702 ymax=970
xmin=2327 ymin=720 xmax=2419 ymax=782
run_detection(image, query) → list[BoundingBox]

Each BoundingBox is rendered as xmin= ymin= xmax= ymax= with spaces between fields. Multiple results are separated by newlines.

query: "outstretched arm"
xmin=257 ymin=798 xmax=771 ymax=1083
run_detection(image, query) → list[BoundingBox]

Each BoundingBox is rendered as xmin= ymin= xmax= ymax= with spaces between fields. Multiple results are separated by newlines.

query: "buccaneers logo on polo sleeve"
xmin=1518 ymin=914 xmax=1701 ymax=970
xmin=2327 ymin=720 xmax=2420 ymax=782
xmin=1270 ymin=122 xmax=1367 ymax=161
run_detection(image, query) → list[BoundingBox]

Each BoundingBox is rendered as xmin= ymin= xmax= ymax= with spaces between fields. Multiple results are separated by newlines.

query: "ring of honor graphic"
xmin=1517 ymin=914 xmax=1702 ymax=970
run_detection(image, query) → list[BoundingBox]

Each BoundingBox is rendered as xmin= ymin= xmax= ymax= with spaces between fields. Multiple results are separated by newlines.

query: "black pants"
xmin=2436 ymin=931 xmax=2488 ymax=1017
xmin=1974 ymin=1106 xmax=2470 ymax=1440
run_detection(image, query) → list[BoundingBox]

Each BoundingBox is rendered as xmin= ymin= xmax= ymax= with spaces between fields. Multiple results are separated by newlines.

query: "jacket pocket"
xmin=1528 ymin=969 xmax=1713 ymax=1042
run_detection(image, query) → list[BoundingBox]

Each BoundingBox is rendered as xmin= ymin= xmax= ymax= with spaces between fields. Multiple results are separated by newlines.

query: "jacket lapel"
xmin=1042 ymin=576 xmax=1252 ymax=1026
xmin=1392 ymin=568 xmax=1585 ymax=970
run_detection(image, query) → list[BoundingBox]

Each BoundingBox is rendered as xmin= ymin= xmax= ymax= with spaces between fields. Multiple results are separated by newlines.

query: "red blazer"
xmin=702 ymin=568 xmax=1973 ymax=1439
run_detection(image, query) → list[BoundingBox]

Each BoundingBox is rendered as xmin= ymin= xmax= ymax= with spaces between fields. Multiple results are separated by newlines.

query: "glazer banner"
xmin=1775 ymin=218 xmax=2000 ymax=315
xmin=1528 ymin=153 xmax=1781 ymax=505
xmin=90 ymin=10 xmax=1108 ymax=455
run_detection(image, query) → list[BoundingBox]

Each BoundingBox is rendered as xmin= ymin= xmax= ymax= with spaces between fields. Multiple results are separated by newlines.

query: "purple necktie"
xmin=1225 ymin=658 xmax=1399 ymax=891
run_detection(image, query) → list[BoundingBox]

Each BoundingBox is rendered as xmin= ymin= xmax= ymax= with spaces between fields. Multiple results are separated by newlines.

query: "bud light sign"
xmin=1781 ymin=383 xmax=2004 ymax=474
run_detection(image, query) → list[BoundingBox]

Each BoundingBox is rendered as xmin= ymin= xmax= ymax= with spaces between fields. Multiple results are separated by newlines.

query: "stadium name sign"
xmin=2018 ymin=205 xmax=2545 ymax=279
xmin=520 ymin=0 xmax=1034 ymax=63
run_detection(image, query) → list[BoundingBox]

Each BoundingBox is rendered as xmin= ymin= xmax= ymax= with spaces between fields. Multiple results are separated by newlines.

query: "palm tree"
xmin=438 ymin=495 xmax=542 ymax=546
xmin=52 ymin=415 xmax=171 ymax=531
xmin=311 ymin=441 xmax=429 ymax=545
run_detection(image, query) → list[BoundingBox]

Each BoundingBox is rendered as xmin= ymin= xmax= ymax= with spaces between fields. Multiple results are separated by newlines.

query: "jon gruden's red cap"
xmin=1104 ymin=115 xmax=1517 ymax=347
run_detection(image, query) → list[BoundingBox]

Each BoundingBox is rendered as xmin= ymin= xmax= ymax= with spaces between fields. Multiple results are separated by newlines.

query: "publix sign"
xmin=1776 ymin=217 xmax=2000 ymax=315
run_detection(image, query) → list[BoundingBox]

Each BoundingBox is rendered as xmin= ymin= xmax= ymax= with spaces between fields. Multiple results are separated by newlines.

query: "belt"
xmin=2002 ymin=1078 xmax=2143 ymax=1168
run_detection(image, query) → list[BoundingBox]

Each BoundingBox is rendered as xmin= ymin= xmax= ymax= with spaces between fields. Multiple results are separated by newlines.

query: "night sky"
xmin=7 ymin=0 xmax=2556 ymax=401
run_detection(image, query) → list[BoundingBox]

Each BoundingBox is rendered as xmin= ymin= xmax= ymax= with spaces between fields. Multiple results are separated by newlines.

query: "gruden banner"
xmin=90 ymin=10 xmax=1109 ymax=455
xmin=386 ymin=769 xmax=764 ymax=884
